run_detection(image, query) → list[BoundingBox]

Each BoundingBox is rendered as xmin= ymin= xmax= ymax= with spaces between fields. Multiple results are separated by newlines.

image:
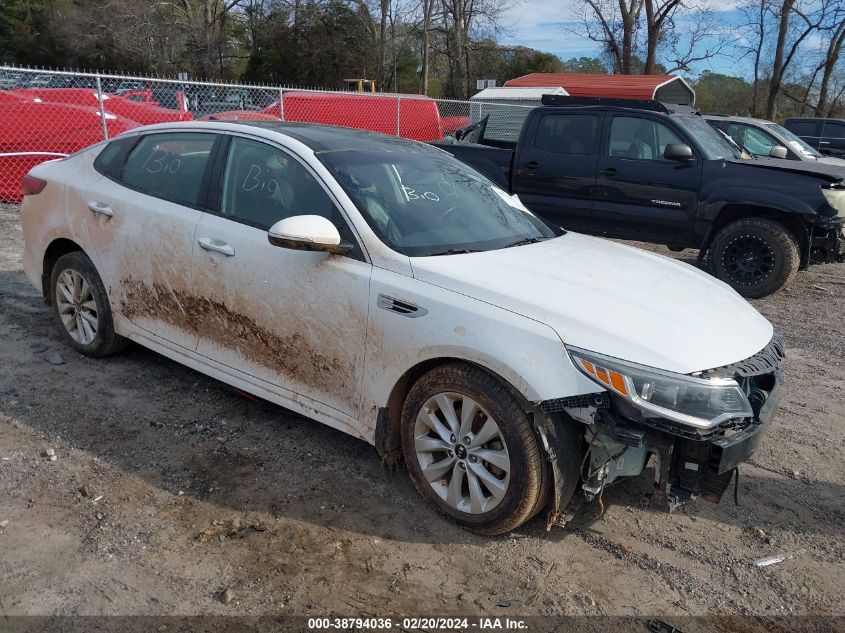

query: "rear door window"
xmin=788 ymin=120 xmax=819 ymax=136
xmin=533 ymin=114 xmax=600 ymax=155
xmin=121 ymin=133 xmax=216 ymax=207
xmin=821 ymin=121 xmax=845 ymax=139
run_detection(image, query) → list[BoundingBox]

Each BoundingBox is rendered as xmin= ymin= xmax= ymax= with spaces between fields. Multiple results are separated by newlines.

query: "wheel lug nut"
xmin=448 ymin=450 xmax=454 ymax=457
xmin=449 ymin=434 xmax=457 ymax=444
xmin=469 ymin=455 xmax=477 ymax=463
xmin=462 ymin=436 xmax=471 ymax=446
xmin=459 ymin=462 xmax=466 ymax=471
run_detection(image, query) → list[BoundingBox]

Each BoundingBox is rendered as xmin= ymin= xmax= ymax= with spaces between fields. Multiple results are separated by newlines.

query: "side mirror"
xmin=664 ymin=143 xmax=694 ymax=163
xmin=769 ymin=145 xmax=788 ymax=159
xmin=267 ymin=215 xmax=353 ymax=255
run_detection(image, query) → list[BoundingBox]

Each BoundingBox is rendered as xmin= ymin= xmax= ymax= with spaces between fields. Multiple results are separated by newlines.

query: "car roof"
xmin=785 ymin=117 xmax=845 ymax=122
xmin=704 ymin=114 xmax=776 ymax=126
xmin=125 ymin=120 xmax=430 ymax=154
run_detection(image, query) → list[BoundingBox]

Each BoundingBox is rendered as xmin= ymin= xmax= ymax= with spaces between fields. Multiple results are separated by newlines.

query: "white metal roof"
xmin=470 ymin=86 xmax=569 ymax=101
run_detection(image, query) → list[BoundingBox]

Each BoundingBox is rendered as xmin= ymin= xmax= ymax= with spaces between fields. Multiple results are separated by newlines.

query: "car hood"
xmin=739 ymin=156 xmax=844 ymax=182
xmin=411 ymin=233 xmax=774 ymax=375
xmin=812 ymin=155 xmax=845 ymax=171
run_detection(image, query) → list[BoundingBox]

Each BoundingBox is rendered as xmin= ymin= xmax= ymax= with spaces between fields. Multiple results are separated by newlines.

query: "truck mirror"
xmin=664 ymin=143 xmax=694 ymax=163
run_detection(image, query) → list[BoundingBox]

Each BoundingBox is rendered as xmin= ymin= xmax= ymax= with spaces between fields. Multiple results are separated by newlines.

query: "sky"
xmin=498 ymin=0 xmax=753 ymax=79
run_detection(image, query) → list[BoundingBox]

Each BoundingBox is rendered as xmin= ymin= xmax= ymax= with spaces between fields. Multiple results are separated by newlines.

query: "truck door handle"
xmin=198 ymin=237 xmax=235 ymax=257
xmin=522 ymin=161 xmax=539 ymax=170
xmin=819 ymin=141 xmax=831 ymax=145
xmin=87 ymin=201 xmax=113 ymax=217
xmin=600 ymin=167 xmax=617 ymax=176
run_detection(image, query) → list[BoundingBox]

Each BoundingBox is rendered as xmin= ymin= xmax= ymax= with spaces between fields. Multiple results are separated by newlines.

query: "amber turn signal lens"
xmin=578 ymin=358 xmax=629 ymax=396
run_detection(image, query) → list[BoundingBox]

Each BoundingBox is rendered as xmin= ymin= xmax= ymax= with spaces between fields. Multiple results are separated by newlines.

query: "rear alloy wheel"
xmin=709 ymin=218 xmax=799 ymax=298
xmin=401 ymin=363 xmax=549 ymax=535
xmin=56 ymin=268 xmax=99 ymax=345
xmin=50 ymin=251 xmax=128 ymax=357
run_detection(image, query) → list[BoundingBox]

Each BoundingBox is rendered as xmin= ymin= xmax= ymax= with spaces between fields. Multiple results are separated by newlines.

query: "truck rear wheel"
xmin=709 ymin=218 xmax=799 ymax=298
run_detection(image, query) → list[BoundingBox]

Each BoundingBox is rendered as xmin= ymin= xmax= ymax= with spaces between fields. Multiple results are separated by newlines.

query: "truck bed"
xmin=430 ymin=141 xmax=514 ymax=189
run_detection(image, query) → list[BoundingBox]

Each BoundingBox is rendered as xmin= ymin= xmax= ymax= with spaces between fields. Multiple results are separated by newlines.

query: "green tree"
xmin=692 ymin=71 xmax=753 ymax=115
xmin=0 ymin=0 xmax=68 ymax=66
xmin=629 ymin=55 xmax=666 ymax=74
xmin=242 ymin=1 xmax=378 ymax=88
xmin=500 ymin=47 xmax=564 ymax=81
xmin=562 ymin=56 xmax=608 ymax=73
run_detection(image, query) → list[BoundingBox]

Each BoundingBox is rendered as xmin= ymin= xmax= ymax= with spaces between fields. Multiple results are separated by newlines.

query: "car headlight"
xmin=822 ymin=186 xmax=845 ymax=217
xmin=566 ymin=346 xmax=753 ymax=429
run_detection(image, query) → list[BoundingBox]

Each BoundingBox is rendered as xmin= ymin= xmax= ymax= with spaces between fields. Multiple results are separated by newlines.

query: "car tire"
xmin=709 ymin=218 xmax=799 ymax=298
xmin=50 ymin=251 xmax=128 ymax=357
xmin=400 ymin=363 xmax=551 ymax=535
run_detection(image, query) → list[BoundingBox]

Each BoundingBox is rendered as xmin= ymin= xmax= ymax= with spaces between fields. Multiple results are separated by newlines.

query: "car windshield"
xmin=316 ymin=144 xmax=560 ymax=257
xmin=674 ymin=115 xmax=742 ymax=160
xmin=765 ymin=122 xmax=822 ymax=158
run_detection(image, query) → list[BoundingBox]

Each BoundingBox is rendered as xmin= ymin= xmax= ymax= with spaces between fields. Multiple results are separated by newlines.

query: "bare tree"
xmin=765 ymin=0 xmax=835 ymax=118
xmin=643 ymin=0 xmax=680 ymax=74
xmin=660 ymin=5 xmax=729 ymax=73
xmin=378 ymin=0 xmax=390 ymax=89
xmin=578 ymin=0 xmax=644 ymax=73
xmin=437 ymin=0 xmax=508 ymax=97
xmin=736 ymin=0 xmax=772 ymax=115
xmin=816 ymin=6 xmax=845 ymax=115
xmin=187 ymin=1 xmax=246 ymax=75
xmin=418 ymin=0 xmax=437 ymax=93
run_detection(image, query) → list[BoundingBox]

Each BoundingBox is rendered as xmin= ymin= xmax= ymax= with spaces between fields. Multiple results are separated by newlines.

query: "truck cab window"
xmin=535 ymin=114 xmax=599 ymax=156
xmin=608 ymin=116 xmax=683 ymax=161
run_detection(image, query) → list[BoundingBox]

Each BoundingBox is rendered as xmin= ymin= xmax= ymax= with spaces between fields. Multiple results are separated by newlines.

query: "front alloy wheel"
xmin=401 ymin=363 xmax=557 ymax=535
xmin=414 ymin=393 xmax=511 ymax=514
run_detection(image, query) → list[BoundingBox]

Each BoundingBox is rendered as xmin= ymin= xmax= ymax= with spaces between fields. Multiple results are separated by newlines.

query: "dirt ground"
xmin=1 ymin=202 xmax=843 ymax=629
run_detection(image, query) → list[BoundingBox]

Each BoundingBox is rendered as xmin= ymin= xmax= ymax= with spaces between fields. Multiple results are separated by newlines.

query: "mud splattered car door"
xmin=190 ymin=135 xmax=372 ymax=418
xmin=84 ymin=131 xmax=219 ymax=351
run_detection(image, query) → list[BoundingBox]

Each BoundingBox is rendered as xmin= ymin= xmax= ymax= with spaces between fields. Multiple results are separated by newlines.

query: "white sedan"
xmin=21 ymin=121 xmax=784 ymax=534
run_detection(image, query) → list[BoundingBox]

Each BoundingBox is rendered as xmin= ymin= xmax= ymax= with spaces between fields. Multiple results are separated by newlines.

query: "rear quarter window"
xmin=93 ymin=136 xmax=137 ymax=179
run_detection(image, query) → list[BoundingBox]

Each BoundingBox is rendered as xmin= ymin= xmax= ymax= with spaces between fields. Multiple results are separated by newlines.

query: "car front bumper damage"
xmin=538 ymin=336 xmax=785 ymax=528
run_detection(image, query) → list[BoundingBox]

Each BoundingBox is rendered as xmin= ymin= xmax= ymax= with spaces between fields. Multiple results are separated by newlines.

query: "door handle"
xmin=600 ymin=167 xmax=617 ymax=176
xmin=819 ymin=141 xmax=831 ymax=145
xmin=198 ymin=237 xmax=235 ymax=257
xmin=87 ymin=201 xmax=113 ymax=217
xmin=522 ymin=160 xmax=539 ymax=170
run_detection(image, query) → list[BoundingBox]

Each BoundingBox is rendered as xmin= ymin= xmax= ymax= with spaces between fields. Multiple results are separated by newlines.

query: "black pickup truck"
xmin=434 ymin=96 xmax=845 ymax=297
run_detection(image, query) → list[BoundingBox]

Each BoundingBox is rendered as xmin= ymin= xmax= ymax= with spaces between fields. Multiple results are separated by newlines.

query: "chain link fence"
xmin=0 ymin=65 xmax=534 ymax=202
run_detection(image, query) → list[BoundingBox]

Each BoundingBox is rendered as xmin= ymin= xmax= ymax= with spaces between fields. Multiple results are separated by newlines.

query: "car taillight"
xmin=22 ymin=174 xmax=48 ymax=196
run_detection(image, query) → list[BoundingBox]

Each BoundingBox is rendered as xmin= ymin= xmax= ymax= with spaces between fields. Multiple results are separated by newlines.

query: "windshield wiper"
xmin=427 ymin=248 xmax=480 ymax=256
xmin=503 ymin=236 xmax=546 ymax=248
